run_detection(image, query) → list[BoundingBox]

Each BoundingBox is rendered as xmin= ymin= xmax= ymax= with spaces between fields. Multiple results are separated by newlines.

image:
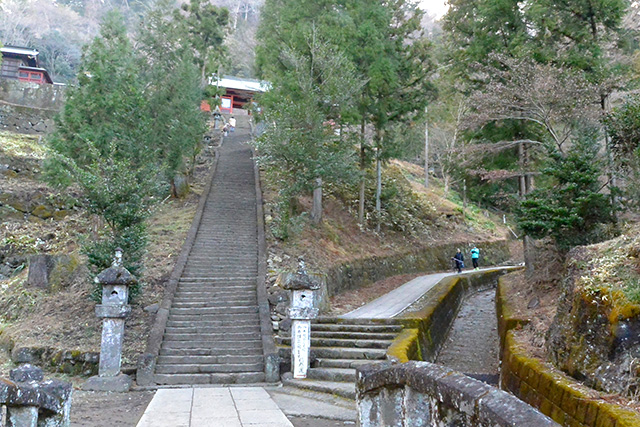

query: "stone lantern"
xmin=282 ymin=259 xmax=320 ymax=379
xmin=83 ymin=248 xmax=136 ymax=392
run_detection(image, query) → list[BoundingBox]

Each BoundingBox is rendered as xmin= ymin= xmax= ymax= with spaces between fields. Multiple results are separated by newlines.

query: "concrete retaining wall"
xmin=0 ymin=80 xmax=66 ymax=109
xmin=0 ymin=80 xmax=66 ymax=134
xmin=497 ymin=275 xmax=640 ymax=427
xmin=357 ymin=361 xmax=558 ymax=427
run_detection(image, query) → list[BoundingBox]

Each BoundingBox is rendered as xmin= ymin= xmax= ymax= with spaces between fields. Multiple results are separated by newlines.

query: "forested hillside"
xmin=0 ymin=0 xmax=263 ymax=81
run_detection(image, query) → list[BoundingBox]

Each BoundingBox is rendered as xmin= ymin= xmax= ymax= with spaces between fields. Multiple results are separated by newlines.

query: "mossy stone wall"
xmin=497 ymin=275 xmax=640 ymax=427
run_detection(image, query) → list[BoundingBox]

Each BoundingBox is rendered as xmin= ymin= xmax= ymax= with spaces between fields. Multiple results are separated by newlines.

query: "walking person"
xmin=452 ymin=248 xmax=464 ymax=273
xmin=471 ymin=245 xmax=480 ymax=270
xmin=229 ymin=115 xmax=236 ymax=133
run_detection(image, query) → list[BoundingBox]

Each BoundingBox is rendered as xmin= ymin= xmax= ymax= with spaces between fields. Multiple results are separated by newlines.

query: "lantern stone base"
xmin=83 ymin=373 xmax=132 ymax=392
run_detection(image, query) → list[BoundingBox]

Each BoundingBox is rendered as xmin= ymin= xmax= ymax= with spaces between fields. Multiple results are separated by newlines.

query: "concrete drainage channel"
xmin=275 ymin=268 xmax=559 ymax=425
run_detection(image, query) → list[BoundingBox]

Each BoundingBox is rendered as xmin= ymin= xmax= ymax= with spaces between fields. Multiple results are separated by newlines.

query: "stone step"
xmin=174 ymin=290 xmax=256 ymax=299
xmin=281 ymin=373 xmax=355 ymax=400
xmin=154 ymin=372 xmax=266 ymax=385
xmin=166 ymin=318 xmax=260 ymax=328
xmin=310 ymin=331 xmax=398 ymax=340
xmin=189 ymin=245 xmax=257 ymax=250
xmin=159 ymin=347 xmax=264 ymax=357
xmin=155 ymin=362 xmax=264 ymax=374
xmin=163 ymin=331 xmax=260 ymax=341
xmin=176 ymin=284 xmax=256 ymax=291
xmin=181 ymin=265 xmax=257 ymax=271
xmin=184 ymin=255 xmax=257 ymax=261
xmin=278 ymin=337 xmax=392 ymax=349
xmin=164 ymin=327 xmax=261 ymax=336
xmin=157 ymin=354 xmax=263 ymax=365
xmin=171 ymin=299 xmax=257 ymax=308
xmin=167 ymin=314 xmax=261 ymax=323
xmin=178 ymin=277 xmax=257 ymax=283
xmin=169 ymin=306 xmax=259 ymax=316
xmin=314 ymin=317 xmax=402 ymax=326
xmin=307 ymin=368 xmax=356 ymax=382
xmin=315 ymin=358 xmax=380 ymax=369
xmin=311 ymin=324 xmax=403 ymax=334
xmin=310 ymin=347 xmax=387 ymax=360
xmin=173 ymin=296 xmax=257 ymax=305
xmin=161 ymin=340 xmax=262 ymax=350
xmin=182 ymin=264 xmax=257 ymax=270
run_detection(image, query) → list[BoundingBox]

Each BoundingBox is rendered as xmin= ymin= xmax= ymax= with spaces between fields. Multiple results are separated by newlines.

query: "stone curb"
xmin=252 ymin=146 xmax=280 ymax=383
xmin=136 ymin=146 xmax=221 ymax=386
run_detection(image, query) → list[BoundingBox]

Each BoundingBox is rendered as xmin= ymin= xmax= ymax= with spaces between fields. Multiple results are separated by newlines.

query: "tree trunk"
xmin=518 ymin=141 xmax=526 ymax=198
xmin=462 ymin=178 xmax=467 ymax=220
xmin=375 ymin=145 xmax=382 ymax=233
xmin=311 ymin=177 xmax=323 ymax=225
xmin=424 ymin=106 xmax=429 ymax=188
xmin=358 ymin=120 xmax=366 ymax=225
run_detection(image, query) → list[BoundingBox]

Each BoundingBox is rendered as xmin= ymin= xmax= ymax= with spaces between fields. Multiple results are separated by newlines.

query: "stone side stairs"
xmin=153 ymin=122 xmax=266 ymax=385
xmin=278 ymin=317 xmax=403 ymax=399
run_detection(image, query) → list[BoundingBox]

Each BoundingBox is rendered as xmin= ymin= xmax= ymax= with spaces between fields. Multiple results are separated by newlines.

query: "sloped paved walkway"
xmin=341 ymin=266 xmax=516 ymax=319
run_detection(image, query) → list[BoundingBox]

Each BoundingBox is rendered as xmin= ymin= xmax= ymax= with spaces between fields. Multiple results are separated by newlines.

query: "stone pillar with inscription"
xmin=83 ymin=248 xmax=136 ymax=392
xmin=282 ymin=259 xmax=320 ymax=379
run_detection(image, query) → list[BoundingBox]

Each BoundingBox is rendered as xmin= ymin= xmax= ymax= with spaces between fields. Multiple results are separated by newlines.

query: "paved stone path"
xmin=137 ymin=387 xmax=292 ymax=427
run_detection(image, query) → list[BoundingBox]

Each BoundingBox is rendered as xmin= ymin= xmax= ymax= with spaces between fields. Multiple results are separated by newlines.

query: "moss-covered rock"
xmin=547 ymin=240 xmax=640 ymax=397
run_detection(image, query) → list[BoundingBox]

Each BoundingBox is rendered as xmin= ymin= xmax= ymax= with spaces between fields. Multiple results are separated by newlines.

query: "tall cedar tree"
xmin=137 ymin=0 xmax=208 ymax=195
xmin=605 ymin=95 xmax=640 ymax=208
xmin=254 ymin=34 xmax=362 ymax=230
xmin=256 ymin=0 xmax=433 ymax=228
xmin=176 ymin=0 xmax=229 ymax=85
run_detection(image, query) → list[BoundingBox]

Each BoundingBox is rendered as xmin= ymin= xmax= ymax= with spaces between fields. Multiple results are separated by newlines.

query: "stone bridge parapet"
xmin=0 ymin=364 xmax=72 ymax=426
xmin=357 ymin=361 xmax=559 ymax=427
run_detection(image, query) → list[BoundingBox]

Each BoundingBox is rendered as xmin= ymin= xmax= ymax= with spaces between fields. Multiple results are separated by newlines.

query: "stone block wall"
xmin=0 ymin=102 xmax=58 ymax=134
xmin=357 ymin=361 xmax=558 ymax=427
xmin=496 ymin=275 xmax=640 ymax=427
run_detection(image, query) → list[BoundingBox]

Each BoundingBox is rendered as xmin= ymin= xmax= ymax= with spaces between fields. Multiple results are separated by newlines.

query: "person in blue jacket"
xmin=471 ymin=245 xmax=480 ymax=269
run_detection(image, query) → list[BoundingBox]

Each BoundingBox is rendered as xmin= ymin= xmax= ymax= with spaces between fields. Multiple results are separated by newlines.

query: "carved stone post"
xmin=282 ymin=259 xmax=319 ymax=379
xmin=83 ymin=248 xmax=136 ymax=392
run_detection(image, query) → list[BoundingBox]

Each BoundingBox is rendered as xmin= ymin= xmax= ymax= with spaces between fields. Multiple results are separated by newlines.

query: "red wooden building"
xmin=1 ymin=46 xmax=53 ymax=84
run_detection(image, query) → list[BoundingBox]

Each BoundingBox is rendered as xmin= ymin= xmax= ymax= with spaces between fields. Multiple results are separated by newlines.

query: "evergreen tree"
xmin=255 ymin=33 xmax=362 ymax=231
xmin=256 ymin=0 xmax=434 ymax=229
xmin=137 ymin=1 xmax=208 ymax=196
xmin=605 ymin=94 xmax=640 ymax=208
xmin=175 ymin=0 xmax=229 ymax=85
xmin=515 ymin=133 xmax=615 ymax=251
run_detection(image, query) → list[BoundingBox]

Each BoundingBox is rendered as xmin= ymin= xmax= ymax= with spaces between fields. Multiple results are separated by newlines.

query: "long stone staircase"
xmin=279 ymin=317 xmax=403 ymax=399
xmin=152 ymin=119 xmax=267 ymax=385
